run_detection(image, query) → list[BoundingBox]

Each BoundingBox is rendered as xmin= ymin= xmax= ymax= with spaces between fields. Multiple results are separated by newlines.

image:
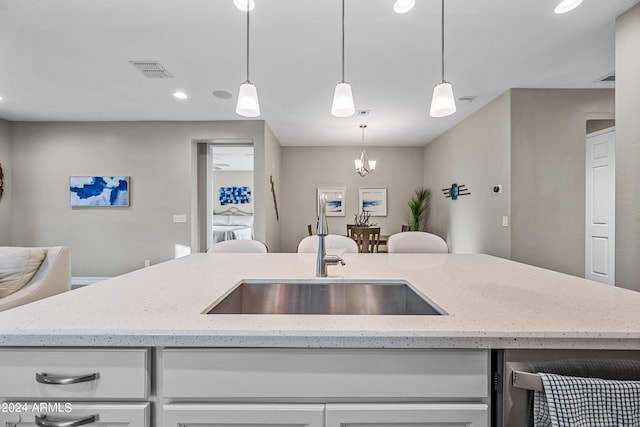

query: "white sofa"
xmin=0 ymin=246 xmax=71 ymax=312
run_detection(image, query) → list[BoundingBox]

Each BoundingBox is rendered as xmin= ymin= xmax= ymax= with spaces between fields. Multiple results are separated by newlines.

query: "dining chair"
xmin=346 ymin=224 xmax=355 ymax=239
xmin=207 ymin=239 xmax=268 ymax=253
xmin=387 ymin=231 xmax=448 ymax=253
xmin=307 ymin=224 xmax=313 ymax=236
xmin=401 ymin=225 xmax=411 ymax=232
xmin=297 ymin=235 xmax=358 ymax=253
xmin=351 ymin=226 xmax=381 ymax=253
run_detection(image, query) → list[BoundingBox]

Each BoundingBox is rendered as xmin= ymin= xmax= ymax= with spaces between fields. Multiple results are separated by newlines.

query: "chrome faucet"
xmin=317 ymin=194 xmax=346 ymax=277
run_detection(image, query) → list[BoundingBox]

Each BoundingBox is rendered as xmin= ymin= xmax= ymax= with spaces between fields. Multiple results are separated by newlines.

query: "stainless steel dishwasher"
xmin=492 ymin=349 xmax=640 ymax=427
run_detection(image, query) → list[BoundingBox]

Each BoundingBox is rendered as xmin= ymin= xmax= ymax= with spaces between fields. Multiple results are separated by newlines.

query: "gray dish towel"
xmin=527 ymin=359 xmax=640 ymax=427
xmin=534 ymin=373 xmax=640 ymax=427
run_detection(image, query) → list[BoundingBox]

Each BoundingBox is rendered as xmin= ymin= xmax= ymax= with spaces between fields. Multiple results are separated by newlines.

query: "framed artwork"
xmin=359 ymin=188 xmax=387 ymax=216
xmin=219 ymin=186 xmax=252 ymax=205
xmin=317 ymin=187 xmax=346 ymax=217
xmin=70 ymin=176 xmax=129 ymax=207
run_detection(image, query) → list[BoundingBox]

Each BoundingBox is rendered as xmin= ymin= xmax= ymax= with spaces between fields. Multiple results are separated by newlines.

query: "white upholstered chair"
xmin=0 ymin=246 xmax=71 ymax=312
xmin=387 ymin=231 xmax=448 ymax=253
xmin=297 ymin=235 xmax=359 ymax=254
xmin=207 ymin=240 xmax=268 ymax=253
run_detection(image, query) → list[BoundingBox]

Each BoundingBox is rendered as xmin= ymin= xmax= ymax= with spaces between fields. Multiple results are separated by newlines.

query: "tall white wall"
xmin=280 ymin=146 xmax=424 ymax=253
xmin=0 ymin=119 xmax=11 ymax=244
xmin=263 ymin=123 xmax=282 ymax=252
xmin=510 ymin=89 xmax=614 ymax=278
xmin=615 ymin=4 xmax=640 ymax=292
xmin=10 ymin=120 xmax=271 ymax=276
xmin=423 ymin=92 xmax=511 ymax=257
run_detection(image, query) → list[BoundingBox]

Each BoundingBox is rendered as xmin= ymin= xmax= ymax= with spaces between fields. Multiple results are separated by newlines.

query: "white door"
xmin=585 ymin=127 xmax=615 ymax=285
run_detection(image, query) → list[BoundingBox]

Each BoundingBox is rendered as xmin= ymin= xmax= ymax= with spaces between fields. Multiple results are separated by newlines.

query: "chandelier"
xmin=355 ymin=124 xmax=376 ymax=177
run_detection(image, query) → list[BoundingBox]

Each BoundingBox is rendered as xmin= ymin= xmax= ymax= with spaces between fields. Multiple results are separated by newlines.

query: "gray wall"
xmin=280 ymin=146 xmax=424 ymax=253
xmin=510 ymin=89 xmax=615 ymax=278
xmin=615 ymin=4 xmax=640 ymax=292
xmin=263 ymin=123 xmax=282 ymax=252
xmin=0 ymin=119 xmax=11 ymax=244
xmin=423 ymin=92 xmax=511 ymax=257
xmin=10 ymin=120 xmax=274 ymax=276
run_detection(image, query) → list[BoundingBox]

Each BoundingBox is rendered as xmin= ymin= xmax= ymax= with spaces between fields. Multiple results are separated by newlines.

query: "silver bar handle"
xmin=512 ymin=370 xmax=543 ymax=391
xmin=35 ymin=414 xmax=98 ymax=427
xmin=35 ymin=372 xmax=99 ymax=385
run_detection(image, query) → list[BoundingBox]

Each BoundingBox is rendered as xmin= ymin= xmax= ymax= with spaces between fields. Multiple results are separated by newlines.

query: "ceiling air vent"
xmin=129 ymin=61 xmax=173 ymax=78
xmin=597 ymin=72 xmax=615 ymax=82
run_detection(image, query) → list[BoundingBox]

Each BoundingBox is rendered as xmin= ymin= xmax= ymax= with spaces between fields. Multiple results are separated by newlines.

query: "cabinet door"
xmin=326 ymin=403 xmax=488 ymax=427
xmin=0 ymin=403 xmax=149 ymax=426
xmin=162 ymin=403 xmax=324 ymax=427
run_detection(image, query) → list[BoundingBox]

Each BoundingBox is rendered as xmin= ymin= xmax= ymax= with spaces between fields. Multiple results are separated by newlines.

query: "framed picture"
xmin=70 ymin=176 xmax=129 ymax=207
xmin=317 ymin=187 xmax=346 ymax=217
xmin=359 ymin=188 xmax=387 ymax=216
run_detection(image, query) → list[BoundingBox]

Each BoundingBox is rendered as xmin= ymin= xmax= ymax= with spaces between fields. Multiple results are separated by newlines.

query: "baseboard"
xmin=71 ymin=277 xmax=111 ymax=289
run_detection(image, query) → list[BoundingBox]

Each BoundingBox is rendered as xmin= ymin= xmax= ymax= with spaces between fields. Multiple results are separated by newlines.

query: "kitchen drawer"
xmin=0 ymin=348 xmax=149 ymax=399
xmin=0 ymin=402 xmax=149 ymax=426
xmin=163 ymin=348 xmax=488 ymax=400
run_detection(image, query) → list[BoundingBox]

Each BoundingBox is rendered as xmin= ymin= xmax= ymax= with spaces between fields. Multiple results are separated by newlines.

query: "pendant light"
xmin=236 ymin=1 xmax=260 ymax=117
xmin=331 ymin=0 xmax=355 ymax=117
xmin=355 ymin=124 xmax=376 ymax=177
xmin=429 ymin=0 xmax=456 ymax=118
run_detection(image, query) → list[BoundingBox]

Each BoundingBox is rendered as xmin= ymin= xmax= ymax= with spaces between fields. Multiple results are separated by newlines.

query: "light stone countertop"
xmin=1 ymin=253 xmax=639 ymax=349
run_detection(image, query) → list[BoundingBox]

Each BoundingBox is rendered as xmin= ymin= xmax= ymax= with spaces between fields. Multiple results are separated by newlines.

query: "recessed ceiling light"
xmin=554 ymin=0 xmax=583 ymax=14
xmin=393 ymin=0 xmax=415 ymax=14
xmin=233 ymin=0 xmax=255 ymax=12
xmin=173 ymin=91 xmax=188 ymax=100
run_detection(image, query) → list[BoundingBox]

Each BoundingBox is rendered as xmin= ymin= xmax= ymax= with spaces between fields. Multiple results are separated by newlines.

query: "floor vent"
xmin=129 ymin=60 xmax=173 ymax=78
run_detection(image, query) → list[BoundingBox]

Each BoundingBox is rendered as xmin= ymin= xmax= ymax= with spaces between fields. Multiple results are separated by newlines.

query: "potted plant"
xmin=406 ymin=187 xmax=430 ymax=231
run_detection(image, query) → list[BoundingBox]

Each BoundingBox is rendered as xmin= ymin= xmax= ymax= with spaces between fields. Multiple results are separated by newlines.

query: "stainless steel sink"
xmin=205 ymin=279 xmax=446 ymax=315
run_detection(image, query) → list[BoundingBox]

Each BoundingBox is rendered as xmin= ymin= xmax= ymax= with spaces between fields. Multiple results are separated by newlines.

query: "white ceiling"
xmin=0 ymin=0 xmax=636 ymax=147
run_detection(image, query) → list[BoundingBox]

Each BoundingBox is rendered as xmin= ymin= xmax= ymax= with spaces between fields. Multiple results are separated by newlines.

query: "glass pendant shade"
xmin=429 ymin=82 xmax=456 ymax=118
xmin=236 ymin=82 xmax=261 ymax=117
xmin=331 ymin=82 xmax=355 ymax=117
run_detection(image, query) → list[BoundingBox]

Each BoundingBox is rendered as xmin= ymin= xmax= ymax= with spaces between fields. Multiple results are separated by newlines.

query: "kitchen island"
xmin=1 ymin=253 xmax=639 ymax=348
xmin=0 ymin=253 xmax=639 ymax=427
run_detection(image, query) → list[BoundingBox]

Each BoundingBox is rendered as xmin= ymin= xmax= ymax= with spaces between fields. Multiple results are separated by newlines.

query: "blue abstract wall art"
xmin=70 ymin=176 xmax=129 ymax=207
xmin=219 ymin=186 xmax=252 ymax=205
xmin=358 ymin=188 xmax=387 ymax=217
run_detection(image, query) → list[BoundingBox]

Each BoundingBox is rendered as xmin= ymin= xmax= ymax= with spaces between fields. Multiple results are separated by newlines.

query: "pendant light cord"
xmin=246 ymin=4 xmax=251 ymax=83
xmin=341 ymin=0 xmax=345 ymax=83
xmin=440 ymin=0 xmax=445 ymax=83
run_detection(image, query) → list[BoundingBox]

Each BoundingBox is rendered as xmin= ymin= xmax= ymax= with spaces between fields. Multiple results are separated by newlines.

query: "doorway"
xmin=206 ymin=142 xmax=255 ymax=250
xmin=585 ymin=126 xmax=615 ymax=285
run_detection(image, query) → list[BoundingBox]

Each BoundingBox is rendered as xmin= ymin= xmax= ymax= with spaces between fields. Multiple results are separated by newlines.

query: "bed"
xmin=212 ymin=207 xmax=254 ymax=244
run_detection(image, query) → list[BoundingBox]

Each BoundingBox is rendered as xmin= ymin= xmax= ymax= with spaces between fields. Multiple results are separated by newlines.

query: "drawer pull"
xmin=35 ymin=372 xmax=99 ymax=385
xmin=34 ymin=414 xmax=99 ymax=427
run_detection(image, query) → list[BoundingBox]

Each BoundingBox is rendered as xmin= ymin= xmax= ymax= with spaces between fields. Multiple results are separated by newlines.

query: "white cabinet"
xmin=0 ymin=348 xmax=151 ymax=427
xmin=163 ymin=403 xmax=325 ymax=427
xmin=326 ymin=403 xmax=488 ymax=427
xmin=162 ymin=349 xmax=489 ymax=427
xmin=0 ymin=403 xmax=150 ymax=426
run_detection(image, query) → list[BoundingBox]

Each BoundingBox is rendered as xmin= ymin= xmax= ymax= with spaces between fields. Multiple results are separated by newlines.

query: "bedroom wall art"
xmin=219 ymin=186 xmax=252 ymax=205
xmin=69 ymin=176 xmax=129 ymax=207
